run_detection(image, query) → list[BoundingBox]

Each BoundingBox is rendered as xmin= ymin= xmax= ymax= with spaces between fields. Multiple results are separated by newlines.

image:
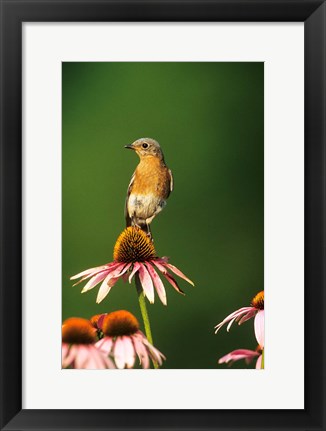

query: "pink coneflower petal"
xmin=62 ymin=344 xmax=77 ymax=368
xmin=81 ymin=270 xmax=109 ymax=293
xmin=122 ymin=336 xmax=136 ymax=368
xmin=96 ymin=263 xmax=131 ymax=304
xmin=254 ymin=310 xmax=264 ymax=348
xmin=141 ymin=335 xmax=165 ymax=366
xmin=163 ymin=272 xmax=185 ymax=295
xmin=95 ymin=337 xmax=113 ymax=355
xmin=214 ymin=307 xmax=256 ymax=333
xmin=83 ymin=348 xmax=99 ymax=369
xmin=74 ymin=345 xmax=90 ymax=369
xmin=114 ymin=336 xmax=127 ymax=369
xmin=87 ymin=346 xmax=115 ymax=369
xmin=152 ymin=260 xmax=184 ymax=294
xmin=218 ymin=349 xmax=260 ymax=365
xmin=105 ymin=356 xmax=116 ymax=369
xmin=128 ymin=262 xmax=141 ymax=283
xmin=164 ymin=263 xmax=194 ymax=286
xmin=96 ymin=273 xmax=114 ymax=304
xmin=132 ymin=335 xmax=150 ymax=369
xmin=139 ymin=263 xmax=155 ymax=303
xmin=237 ymin=309 xmax=257 ymax=325
xmin=62 ymin=343 xmax=69 ymax=359
xmin=226 ymin=317 xmax=238 ymax=332
xmin=70 ymin=263 xmax=116 ymax=281
xmin=146 ymin=263 xmax=167 ymax=305
xmin=72 ymin=262 xmax=122 ymax=287
xmin=109 ymin=262 xmax=132 ymax=279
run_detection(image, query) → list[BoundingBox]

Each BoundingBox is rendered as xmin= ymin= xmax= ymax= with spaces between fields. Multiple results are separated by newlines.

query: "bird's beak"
xmin=124 ymin=144 xmax=134 ymax=150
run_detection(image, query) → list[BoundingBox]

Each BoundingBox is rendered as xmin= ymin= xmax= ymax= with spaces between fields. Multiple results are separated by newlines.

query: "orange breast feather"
xmin=132 ymin=158 xmax=171 ymax=198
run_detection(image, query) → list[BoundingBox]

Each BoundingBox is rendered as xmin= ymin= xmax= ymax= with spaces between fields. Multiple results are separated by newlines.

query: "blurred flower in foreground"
xmin=90 ymin=313 xmax=107 ymax=330
xmin=62 ymin=317 xmax=115 ymax=369
xmin=71 ymin=226 xmax=194 ymax=305
xmin=218 ymin=346 xmax=263 ymax=369
xmin=214 ymin=290 xmax=264 ymax=348
xmin=96 ymin=310 xmax=166 ymax=369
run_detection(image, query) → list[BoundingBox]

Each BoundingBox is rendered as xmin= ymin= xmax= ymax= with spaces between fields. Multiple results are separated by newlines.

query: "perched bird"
xmin=124 ymin=138 xmax=173 ymax=237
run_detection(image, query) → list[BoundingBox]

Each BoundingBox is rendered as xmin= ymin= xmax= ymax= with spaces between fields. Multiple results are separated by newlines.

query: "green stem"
xmin=261 ymin=349 xmax=264 ymax=369
xmin=135 ymin=274 xmax=158 ymax=369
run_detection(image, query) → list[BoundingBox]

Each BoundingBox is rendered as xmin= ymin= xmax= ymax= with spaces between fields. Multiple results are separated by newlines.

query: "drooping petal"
xmin=218 ymin=349 xmax=259 ymax=365
xmin=146 ymin=263 xmax=167 ymax=305
xmin=163 ymin=272 xmax=185 ymax=295
xmin=105 ymin=262 xmax=131 ymax=280
xmin=62 ymin=344 xmax=77 ymax=368
xmin=138 ymin=264 xmax=155 ymax=303
xmin=61 ymin=343 xmax=69 ymax=359
xmin=74 ymin=345 xmax=90 ymax=369
xmin=163 ymin=263 xmax=194 ymax=286
xmin=151 ymin=259 xmax=168 ymax=275
xmin=132 ymin=335 xmax=150 ymax=369
xmin=96 ymin=263 xmax=131 ymax=303
xmin=108 ymin=277 xmax=121 ymax=288
xmin=128 ymin=262 xmax=141 ymax=283
xmin=104 ymin=356 xmax=117 ymax=369
xmin=214 ymin=307 xmax=256 ymax=333
xmin=226 ymin=317 xmax=237 ymax=332
xmin=140 ymin=333 xmax=165 ymax=366
xmin=122 ymin=336 xmax=136 ymax=368
xmin=254 ymin=310 xmax=264 ymax=348
xmin=72 ymin=263 xmax=122 ymax=287
xmin=113 ymin=337 xmax=126 ymax=369
xmin=236 ymin=309 xmax=257 ymax=325
xmin=70 ymin=263 xmax=116 ymax=280
xmin=152 ymin=261 xmax=184 ymax=295
xmin=88 ymin=345 xmax=115 ymax=370
xmin=95 ymin=337 xmax=113 ymax=355
xmin=83 ymin=348 xmax=100 ymax=369
xmin=96 ymin=274 xmax=113 ymax=304
xmin=81 ymin=270 xmax=109 ymax=293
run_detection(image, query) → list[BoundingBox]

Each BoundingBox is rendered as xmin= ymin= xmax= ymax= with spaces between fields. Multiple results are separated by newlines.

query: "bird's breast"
xmin=127 ymin=193 xmax=166 ymax=220
xmin=132 ymin=160 xmax=171 ymax=198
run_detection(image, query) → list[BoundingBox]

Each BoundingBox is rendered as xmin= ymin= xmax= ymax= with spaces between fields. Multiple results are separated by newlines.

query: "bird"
xmin=124 ymin=138 xmax=173 ymax=237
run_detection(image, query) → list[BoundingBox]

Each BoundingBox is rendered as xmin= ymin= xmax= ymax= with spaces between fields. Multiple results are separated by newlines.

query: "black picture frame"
xmin=1 ymin=1 xmax=325 ymax=430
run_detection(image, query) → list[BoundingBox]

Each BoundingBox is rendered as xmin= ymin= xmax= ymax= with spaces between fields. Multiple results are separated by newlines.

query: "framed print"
xmin=0 ymin=1 xmax=325 ymax=430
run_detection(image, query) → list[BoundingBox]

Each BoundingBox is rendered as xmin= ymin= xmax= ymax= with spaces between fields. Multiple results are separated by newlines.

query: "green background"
xmin=62 ymin=62 xmax=264 ymax=369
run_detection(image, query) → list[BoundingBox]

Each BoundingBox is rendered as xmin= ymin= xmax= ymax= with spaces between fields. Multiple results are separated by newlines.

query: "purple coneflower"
xmin=95 ymin=310 xmax=165 ymax=369
xmin=62 ymin=317 xmax=115 ymax=369
xmin=71 ymin=226 xmax=194 ymax=305
xmin=218 ymin=347 xmax=263 ymax=369
xmin=214 ymin=290 xmax=264 ymax=348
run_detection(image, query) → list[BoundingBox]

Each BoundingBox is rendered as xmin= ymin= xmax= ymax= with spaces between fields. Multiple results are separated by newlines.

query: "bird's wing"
xmin=124 ymin=171 xmax=135 ymax=227
xmin=168 ymin=169 xmax=174 ymax=193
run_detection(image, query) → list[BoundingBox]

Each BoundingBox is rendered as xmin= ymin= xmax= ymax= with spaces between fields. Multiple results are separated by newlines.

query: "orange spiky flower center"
xmin=102 ymin=310 xmax=139 ymax=337
xmin=251 ymin=291 xmax=264 ymax=310
xmin=62 ymin=317 xmax=97 ymax=344
xmin=113 ymin=226 xmax=156 ymax=263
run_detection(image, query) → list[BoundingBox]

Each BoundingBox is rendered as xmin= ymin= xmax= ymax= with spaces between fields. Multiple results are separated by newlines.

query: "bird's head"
xmin=125 ymin=138 xmax=164 ymax=160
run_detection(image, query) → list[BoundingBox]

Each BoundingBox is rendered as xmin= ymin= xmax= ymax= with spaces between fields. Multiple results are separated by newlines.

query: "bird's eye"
xmin=142 ymin=143 xmax=148 ymax=149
